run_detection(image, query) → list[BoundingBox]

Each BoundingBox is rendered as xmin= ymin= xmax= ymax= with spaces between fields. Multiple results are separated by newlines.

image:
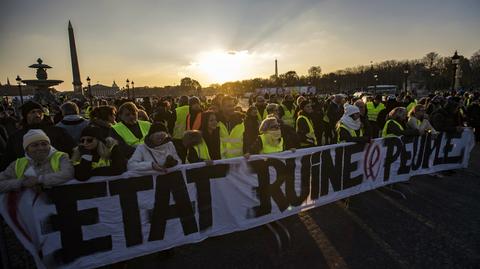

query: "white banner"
xmin=255 ymin=86 xmax=316 ymax=95
xmin=0 ymin=130 xmax=475 ymax=269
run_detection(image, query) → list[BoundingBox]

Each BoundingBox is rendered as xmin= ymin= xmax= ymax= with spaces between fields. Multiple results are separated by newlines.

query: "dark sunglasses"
xmin=79 ymin=138 xmax=94 ymax=144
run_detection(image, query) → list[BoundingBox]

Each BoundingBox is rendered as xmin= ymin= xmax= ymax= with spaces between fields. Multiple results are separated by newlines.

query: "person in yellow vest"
xmin=296 ymin=100 xmax=317 ymax=148
xmin=218 ymin=96 xmax=245 ymax=159
xmin=247 ymin=117 xmax=285 ymax=154
xmin=365 ymin=95 xmax=385 ymax=138
xmin=255 ymin=95 xmax=268 ymax=122
xmin=112 ymin=102 xmax=151 ymax=148
xmin=172 ymin=96 xmax=190 ymax=162
xmin=71 ymin=126 xmax=128 ymax=181
xmin=382 ymin=107 xmax=420 ymax=137
xmin=404 ymin=95 xmax=417 ymax=113
xmin=279 ymin=94 xmax=296 ymax=127
xmin=183 ymin=130 xmax=211 ymax=163
xmin=336 ymin=105 xmax=369 ymax=144
xmin=407 ymin=104 xmax=438 ymax=136
xmin=200 ymin=111 xmax=221 ymax=160
xmin=0 ymin=129 xmax=73 ymax=193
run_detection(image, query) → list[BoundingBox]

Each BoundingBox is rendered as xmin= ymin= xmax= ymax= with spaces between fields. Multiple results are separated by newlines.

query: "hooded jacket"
xmin=127 ymin=141 xmax=181 ymax=171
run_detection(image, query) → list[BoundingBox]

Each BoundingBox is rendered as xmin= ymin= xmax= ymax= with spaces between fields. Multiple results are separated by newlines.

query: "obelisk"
xmin=68 ymin=20 xmax=83 ymax=95
xmin=275 ymin=59 xmax=278 ymax=78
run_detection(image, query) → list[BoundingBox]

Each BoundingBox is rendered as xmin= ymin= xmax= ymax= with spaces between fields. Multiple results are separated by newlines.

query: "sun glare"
xmin=193 ymin=50 xmax=252 ymax=83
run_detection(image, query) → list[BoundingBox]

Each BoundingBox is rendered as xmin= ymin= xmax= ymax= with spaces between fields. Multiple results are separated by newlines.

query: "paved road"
xmin=134 ymin=144 xmax=480 ymax=269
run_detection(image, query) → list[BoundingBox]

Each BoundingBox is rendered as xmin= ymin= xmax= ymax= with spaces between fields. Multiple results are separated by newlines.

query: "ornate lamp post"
xmin=403 ymin=64 xmax=410 ymax=93
xmin=86 ymin=76 xmax=92 ymax=100
xmin=15 ymin=75 xmax=24 ymax=105
xmin=373 ymin=74 xmax=378 ymax=94
xmin=131 ymin=80 xmax=135 ymax=100
xmin=126 ymin=79 xmax=130 ymax=99
xmin=451 ymin=51 xmax=460 ymax=90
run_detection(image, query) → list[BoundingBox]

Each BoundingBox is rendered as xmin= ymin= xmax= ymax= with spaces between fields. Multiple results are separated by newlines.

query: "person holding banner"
xmin=72 ymin=126 xmax=128 ymax=181
xmin=336 ymin=104 xmax=370 ymax=143
xmin=407 ymin=104 xmax=438 ymax=136
xmin=218 ymin=96 xmax=245 ymax=159
xmin=279 ymin=94 xmax=296 ymax=127
xmin=0 ymin=129 xmax=73 ymax=192
xmin=255 ymin=95 xmax=268 ymax=122
xmin=112 ymin=102 xmax=151 ymax=151
xmin=200 ymin=111 xmax=221 ymax=160
xmin=382 ymin=107 xmax=420 ymax=137
xmin=296 ymin=100 xmax=317 ymax=148
xmin=247 ymin=117 xmax=285 ymax=154
xmin=183 ymin=130 xmax=212 ymax=163
xmin=127 ymin=124 xmax=181 ymax=172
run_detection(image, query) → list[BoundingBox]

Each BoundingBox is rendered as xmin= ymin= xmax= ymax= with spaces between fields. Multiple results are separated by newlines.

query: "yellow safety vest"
xmin=296 ymin=115 xmax=317 ymax=146
xmin=257 ymin=108 xmax=268 ymax=122
xmin=280 ymin=104 xmax=295 ymax=127
xmin=259 ymin=134 xmax=283 ymax=154
xmin=173 ymin=105 xmax=190 ymax=139
xmin=336 ymin=123 xmax=364 ymax=143
xmin=187 ymin=138 xmax=211 ymax=163
xmin=406 ymin=100 xmax=417 ymax=113
xmin=15 ymin=151 xmax=66 ymax=179
xmin=219 ymin=121 xmax=245 ymax=159
xmin=73 ymin=157 xmax=111 ymax=168
xmin=113 ymin=120 xmax=151 ymax=146
xmin=84 ymin=106 xmax=93 ymax=119
xmin=366 ymin=102 xmax=385 ymax=122
xmin=382 ymin=119 xmax=404 ymax=137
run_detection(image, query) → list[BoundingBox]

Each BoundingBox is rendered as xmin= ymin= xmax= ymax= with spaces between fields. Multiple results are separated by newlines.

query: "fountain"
xmin=22 ymin=58 xmax=63 ymax=105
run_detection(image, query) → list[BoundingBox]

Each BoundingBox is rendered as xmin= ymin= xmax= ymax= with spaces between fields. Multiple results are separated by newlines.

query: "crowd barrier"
xmin=0 ymin=129 xmax=475 ymax=269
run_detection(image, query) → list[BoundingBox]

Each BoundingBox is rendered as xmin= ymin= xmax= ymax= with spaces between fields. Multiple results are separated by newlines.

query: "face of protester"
xmin=26 ymin=108 xmax=44 ymax=125
xmin=207 ymin=114 xmax=218 ymax=131
xmin=150 ymin=131 xmax=168 ymax=146
xmin=222 ymin=99 xmax=236 ymax=117
xmin=256 ymin=97 xmax=266 ymax=108
xmin=107 ymin=111 xmax=117 ymax=125
xmin=79 ymin=136 xmax=98 ymax=151
xmin=120 ymin=109 xmax=138 ymax=125
xmin=26 ymin=140 xmax=51 ymax=162
xmin=350 ymin=112 xmax=361 ymax=121
xmin=304 ymin=103 xmax=313 ymax=114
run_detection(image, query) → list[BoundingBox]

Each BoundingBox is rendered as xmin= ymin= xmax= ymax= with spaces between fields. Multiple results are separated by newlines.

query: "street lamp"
xmin=373 ymin=74 xmax=378 ymax=94
xmin=131 ymin=80 xmax=135 ymax=100
xmin=126 ymin=79 xmax=130 ymax=99
xmin=403 ymin=64 xmax=410 ymax=93
xmin=15 ymin=75 xmax=24 ymax=105
xmin=451 ymin=51 xmax=460 ymax=91
xmin=86 ymin=76 xmax=92 ymax=100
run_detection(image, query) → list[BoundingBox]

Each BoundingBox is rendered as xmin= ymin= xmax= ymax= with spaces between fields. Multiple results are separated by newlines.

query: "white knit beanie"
xmin=23 ymin=129 xmax=50 ymax=150
xmin=343 ymin=104 xmax=360 ymax=117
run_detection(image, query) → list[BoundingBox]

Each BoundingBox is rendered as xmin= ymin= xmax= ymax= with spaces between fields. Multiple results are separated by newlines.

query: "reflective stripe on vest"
xmin=257 ymin=109 xmax=268 ymax=122
xmin=15 ymin=151 xmax=66 ymax=179
xmin=406 ymin=101 xmax=417 ymax=113
xmin=296 ymin=115 xmax=317 ymax=146
xmin=382 ymin=119 xmax=404 ymax=137
xmin=280 ymin=104 xmax=295 ymax=127
xmin=219 ymin=122 xmax=245 ymax=159
xmin=113 ymin=120 xmax=151 ymax=146
xmin=188 ymin=139 xmax=211 ymax=163
xmin=186 ymin=112 xmax=202 ymax=131
xmin=259 ymin=134 xmax=283 ymax=154
xmin=336 ymin=123 xmax=363 ymax=143
xmin=173 ymin=105 xmax=190 ymax=139
xmin=366 ymin=102 xmax=385 ymax=122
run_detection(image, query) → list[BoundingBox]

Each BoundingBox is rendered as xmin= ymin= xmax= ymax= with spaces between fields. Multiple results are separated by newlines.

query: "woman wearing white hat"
xmin=0 ymin=129 xmax=73 ymax=192
xmin=336 ymin=104 xmax=370 ymax=144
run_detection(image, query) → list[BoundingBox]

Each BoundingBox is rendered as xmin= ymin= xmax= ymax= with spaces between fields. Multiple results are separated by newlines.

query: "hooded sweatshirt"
xmin=127 ymin=141 xmax=181 ymax=171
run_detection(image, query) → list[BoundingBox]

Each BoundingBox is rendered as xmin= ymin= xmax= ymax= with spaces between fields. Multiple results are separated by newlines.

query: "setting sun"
xmin=191 ymin=50 xmax=254 ymax=83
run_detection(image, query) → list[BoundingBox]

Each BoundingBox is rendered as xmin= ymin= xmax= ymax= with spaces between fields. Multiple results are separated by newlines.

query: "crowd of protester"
xmin=0 ymin=89 xmax=479 ymax=191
